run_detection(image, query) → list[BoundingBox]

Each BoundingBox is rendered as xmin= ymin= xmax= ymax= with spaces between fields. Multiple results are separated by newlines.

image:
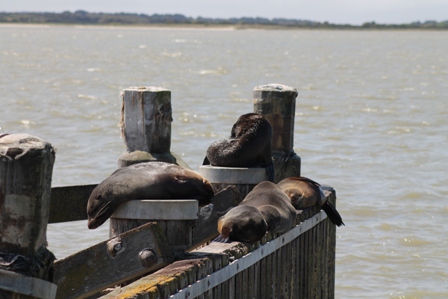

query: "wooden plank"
xmin=219 ymin=277 xmax=228 ymax=299
xmin=311 ymin=226 xmax=318 ymax=299
xmin=323 ymin=221 xmax=329 ymax=298
xmin=290 ymin=237 xmax=297 ymax=298
xmin=328 ymin=189 xmax=337 ymax=299
xmin=247 ymin=264 xmax=255 ymax=299
xmin=260 ymin=249 xmax=268 ymax=298
xmin=234 ymin=271 xmax=243 ymax=299
xmin=253 ymin=258 xmax=261 ymax=299
xmin=266 ymin=253 xmax=274 ymax=298
xmin=300 ymin=232 xmax=306 ymax=299
xmin=49 ymin=184 xmax=96 ymax=223
xmin=228 ymin=276 xmax=235 ymax=299
xmin=283 ymin=242 xmax=290 ymax=297
xmin=285 ymin=242 xmax=292 ymax=298
xmin=53 ymin=222 xmax=173 ymax=299
xmin=273 ymin=246 xmax=279 ymax=298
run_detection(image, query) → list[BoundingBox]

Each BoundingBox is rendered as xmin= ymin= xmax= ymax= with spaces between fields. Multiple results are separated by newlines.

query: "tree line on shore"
xmin=1 ymin=10 xmax=447 ymax=29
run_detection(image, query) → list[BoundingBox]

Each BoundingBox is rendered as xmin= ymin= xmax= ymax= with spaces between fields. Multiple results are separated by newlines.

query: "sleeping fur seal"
xmin=87 ymin=161 xmax=214 ymax=229
xmin=215 ymin=181 xmax=296 ymax=243
xmin=277 ymin=176 xmax=344 ymax=227
xmin=203 ymin=113 xmax=275 ymax=182
xmin=215 ymin=205 xmax=268 ymax=243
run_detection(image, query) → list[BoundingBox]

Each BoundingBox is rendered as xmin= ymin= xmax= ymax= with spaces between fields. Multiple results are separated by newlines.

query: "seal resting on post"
xmin=277 ymin=176 xmax=345 ymax=227
xmin=214 ymin=181 xmax=296 ymax=243
xmin=87 ymin=161 xmax=215 ymax=229
xmin=203 ymin=113 xmax=275 ymax=182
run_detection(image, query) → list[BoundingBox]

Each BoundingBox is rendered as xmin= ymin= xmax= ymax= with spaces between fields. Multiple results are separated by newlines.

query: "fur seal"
xmin=215 ymin=181 xmax=296 ymax=243
xmin=277 ymin=176 xmax=344 ymax=227
xmin=203 ymin=113 xmax=275 ymax=182
xmin=215 ymin=205 xmax=268 ymax=243
xmin=87 ymin=161 xmax=214 ymax=229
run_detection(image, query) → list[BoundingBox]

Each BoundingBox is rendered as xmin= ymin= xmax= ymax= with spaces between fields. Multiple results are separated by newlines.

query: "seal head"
xmin=215 ymin=205 xmax=268 ymax=243
xmin=277 ymin=176 xmax=344 ymax=227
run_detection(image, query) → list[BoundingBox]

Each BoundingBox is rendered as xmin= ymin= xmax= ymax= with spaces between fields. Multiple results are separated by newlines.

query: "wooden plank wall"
xmin=203 ymin=188 xmax=337 ymax=299
xmin=206 ymin=207 xmax=336 ymax=299
xmin=100 ymin=188 xmax=337 ymax=299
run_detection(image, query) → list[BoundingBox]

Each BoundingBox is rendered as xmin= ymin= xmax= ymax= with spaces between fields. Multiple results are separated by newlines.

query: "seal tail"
xmin=321 ymin=201 xmax=345 ymax=227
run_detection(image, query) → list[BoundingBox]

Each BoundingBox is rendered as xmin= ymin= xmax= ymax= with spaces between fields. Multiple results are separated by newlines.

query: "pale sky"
xmin=1 ymin=0 xmax=447 ymax=25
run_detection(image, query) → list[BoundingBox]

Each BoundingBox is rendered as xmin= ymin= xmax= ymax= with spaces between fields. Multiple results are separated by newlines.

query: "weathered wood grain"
xmin=53 ymin=222 xmax=173 ymax=299
xmin=0 ymin=134 xmax=56 ymax=298
xmin=253 ymin=83 xmax=301 ymax=182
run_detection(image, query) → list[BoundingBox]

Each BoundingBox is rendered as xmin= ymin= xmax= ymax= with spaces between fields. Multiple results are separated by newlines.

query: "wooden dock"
xmin=0 ymin=83 xmax=339 ymax=299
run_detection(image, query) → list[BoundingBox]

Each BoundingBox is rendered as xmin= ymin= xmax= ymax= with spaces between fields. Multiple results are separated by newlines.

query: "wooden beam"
xmin=53 ymin=221 xmax=173 ymax=299
xmin=49 ymin=184 xmax=96 ymax=223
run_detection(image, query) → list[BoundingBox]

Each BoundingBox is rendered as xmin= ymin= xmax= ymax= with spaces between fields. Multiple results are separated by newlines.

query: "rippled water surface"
xmin=1 ymin=25 xmax=447 ymax=298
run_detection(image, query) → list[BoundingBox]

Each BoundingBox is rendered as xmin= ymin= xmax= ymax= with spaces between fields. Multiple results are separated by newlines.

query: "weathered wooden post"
xmin=0 ymin=134 xmax=57 ymax=299
xmin=253 ymin=83 xmax=301 ymax=183
xmin=109 ymin=200 xmax=198 ymax=257
xmin=118 ymin=86 xmax=189 ymax=169
xmin=115 ymin=86 xmax=194 ymax=255
xmin=112 ymin=86 xmax=241 ymax=257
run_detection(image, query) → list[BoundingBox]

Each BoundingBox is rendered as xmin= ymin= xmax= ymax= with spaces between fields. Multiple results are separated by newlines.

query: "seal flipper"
xmin=202 ymin=156 xmax=210 ymax=165
xmin=321 ymin=201 xmax=345 ymax=227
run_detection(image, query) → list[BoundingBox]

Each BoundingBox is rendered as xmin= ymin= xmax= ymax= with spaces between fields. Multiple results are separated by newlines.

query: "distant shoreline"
xmin=1 ymin=11 xmax=447 ymax=30
xmin=1 ymin=23 xmax=448 ymax=32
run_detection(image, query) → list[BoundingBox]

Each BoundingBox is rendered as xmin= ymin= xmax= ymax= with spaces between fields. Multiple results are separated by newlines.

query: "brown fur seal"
xmin=215 ymin=205 xmax=268 ymax=243
xmin=215 ymin=181 xmax=296 ymax=243
xmin=203 ymin=113 xmax=275 ymax=182
xmin=87 ymin=161 xmax=214 ymax=229
xmin=277 ymin=176 xmax=344 ymax=227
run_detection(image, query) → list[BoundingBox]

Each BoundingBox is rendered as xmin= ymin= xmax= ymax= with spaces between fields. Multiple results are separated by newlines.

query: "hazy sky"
xmin=2 ymin=0 xmax=447 ymax=25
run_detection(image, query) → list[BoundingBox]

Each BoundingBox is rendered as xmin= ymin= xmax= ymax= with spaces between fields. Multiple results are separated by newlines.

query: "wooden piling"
xmin=0 ymin=134 xmax=57 ymax=299
xmin=119 ymin=86 xmax=190 ymax=169
xmin=253 ymin=83 xmax=301 ymax=182
xmin=109 ymin=200 xmax=198 ymax=257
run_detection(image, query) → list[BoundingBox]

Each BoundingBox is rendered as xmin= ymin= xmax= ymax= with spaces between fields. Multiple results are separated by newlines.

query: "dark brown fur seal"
xmin=216 ymin=205 xmax=268 ymax=243
xmin=277 ymin=176 xmax=344 ymax=227
xmin=203 ymin=113 xmax=275 ymax=182
xmin=215 ymin=181 xmax=296 ymax=243
xmin=87 ymin=161 xmax=214 ymax=229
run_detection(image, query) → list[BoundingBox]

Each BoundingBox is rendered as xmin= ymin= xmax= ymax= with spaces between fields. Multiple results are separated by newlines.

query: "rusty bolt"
xmin=107 ymin=237 xmax=126 ymax=258
xmin=139 ymin=248 xmax=157 ymax=268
